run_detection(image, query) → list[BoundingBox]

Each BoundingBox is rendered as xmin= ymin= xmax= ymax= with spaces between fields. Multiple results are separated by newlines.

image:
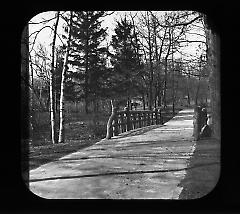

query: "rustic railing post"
xmin=124 ymin=106 xmax=131 ymax=131
xmin=143 ymin=111 xmax=146 ymax=127
xmin=106 ymin=107 xmax=118 ymax=139
xmin=150 ymin=111 xmax=153 ymax=125
xmin=130 ymin=111 xmax=133 ymax=130
xmin=147 ymin=111 xmax=151 ymax=126
xmin=158 ymin=108 xmax=163 ymax=124
xmin=138 ymin=112 xmax=142 ymax=128
xmin=154 ymin=108 xmax=158 ymax=125
xmin=113 ymin=112 xmax=119 ymax=136
xmin=120 ymin=112 xmax=124 ymax=133
xmin=133 ymin=112 xmax=137 ymax=129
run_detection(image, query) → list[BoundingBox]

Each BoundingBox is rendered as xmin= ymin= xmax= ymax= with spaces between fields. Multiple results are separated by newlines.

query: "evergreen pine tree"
xmin=110 ymin=17 xmax=143 ymax=107
xmin=69 ymin=11 xmax=108 ymax=113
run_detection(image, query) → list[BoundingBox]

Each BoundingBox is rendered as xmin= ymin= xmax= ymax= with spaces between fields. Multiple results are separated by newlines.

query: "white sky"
xmin=28 ymin=11 xmax=206 ymax=73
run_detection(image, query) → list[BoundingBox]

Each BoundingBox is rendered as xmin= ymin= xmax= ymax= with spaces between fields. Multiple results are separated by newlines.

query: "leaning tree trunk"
xmin=49 ymin=11 xmax=60 ymax=144
xmin=205 ymin=20 xmax=221 ymax=141
xmin=106 ymin=99 xmax=118 ymax=139
xmin=58 ymin=11 xmax=73 ymax=144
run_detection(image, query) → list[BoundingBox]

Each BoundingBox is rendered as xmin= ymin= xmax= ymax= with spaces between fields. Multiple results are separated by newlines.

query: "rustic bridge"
xmin=106 ymin=107 xmax=174 ymax=139
xmin=29 ymin=108 xmax=211 ymax=199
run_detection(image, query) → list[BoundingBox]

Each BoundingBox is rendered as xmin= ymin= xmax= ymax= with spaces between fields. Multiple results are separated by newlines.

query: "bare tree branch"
xmin=29 ymin=16 xmax=57 ymax=25
xmin=29 ymin=25 xmax=53 ymax=53
xmin=178 ymin=40 xmax=206 ymax=45
xmin=150 ymin=11 xmax=203 ymax=28
xmin=185 ymin=31 xmax=206 ymax=38
xmin=29 ymin=11 xmax=67 ymax=25
xmin=102 ymin=11 xmax=115 ymax=17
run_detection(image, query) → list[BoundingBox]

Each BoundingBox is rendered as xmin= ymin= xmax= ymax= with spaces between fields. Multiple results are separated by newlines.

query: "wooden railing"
xmin=106 ymin=107 xmax=164 ymax=139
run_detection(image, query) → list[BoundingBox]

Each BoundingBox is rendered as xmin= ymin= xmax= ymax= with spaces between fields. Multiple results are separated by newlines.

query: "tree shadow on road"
xmin=178 ymin=138 xmax=221 ymax=199
xmin=29 ymin=161 xmax=219 ymax=183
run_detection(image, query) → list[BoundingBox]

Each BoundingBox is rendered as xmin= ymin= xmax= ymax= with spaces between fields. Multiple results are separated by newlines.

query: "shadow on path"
xmin=178 ymin=138 xmax=220 ymax=199
xmin=29 ymin=162 xmax=219 ymax=183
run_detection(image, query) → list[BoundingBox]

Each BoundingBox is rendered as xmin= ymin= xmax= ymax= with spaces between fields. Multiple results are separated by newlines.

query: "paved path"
xmin=29 ymin=108 xmax=196 ymax=199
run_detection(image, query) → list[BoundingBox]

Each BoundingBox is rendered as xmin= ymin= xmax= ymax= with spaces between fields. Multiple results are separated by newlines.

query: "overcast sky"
xmin=28 ymin=11 xmax=206 ymax=67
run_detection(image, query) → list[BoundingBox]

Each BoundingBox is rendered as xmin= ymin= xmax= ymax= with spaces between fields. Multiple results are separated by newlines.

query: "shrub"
xmin=87 ymin=122 xmax=107 ymax=138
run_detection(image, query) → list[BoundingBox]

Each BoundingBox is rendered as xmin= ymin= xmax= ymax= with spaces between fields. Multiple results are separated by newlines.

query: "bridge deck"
xmin=29 ymin=108 xmax=197 ymax=199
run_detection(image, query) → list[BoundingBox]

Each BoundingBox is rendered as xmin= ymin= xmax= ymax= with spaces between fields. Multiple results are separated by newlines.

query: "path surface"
xmin=29 ymin=108 xmax=197 ymax=199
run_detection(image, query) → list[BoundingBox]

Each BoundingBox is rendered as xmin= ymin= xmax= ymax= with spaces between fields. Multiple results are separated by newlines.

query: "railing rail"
xmin=106 ymin=107 xmax=164 ymax=139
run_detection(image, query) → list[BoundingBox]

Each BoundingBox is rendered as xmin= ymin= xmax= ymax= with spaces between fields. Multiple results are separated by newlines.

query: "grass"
xmin=30 ymin=110 xmax=110 ymax=145
xmin=27 ymin=109 xmax=110 ymax=171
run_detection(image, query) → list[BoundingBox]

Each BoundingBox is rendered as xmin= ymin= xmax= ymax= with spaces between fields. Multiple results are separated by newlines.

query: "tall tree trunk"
xmin=54 ymin=49 xmax=58 ymax=115
xmin=127 ymin=96 xmax=131 ymax=110
xmin=30 ymin=54 xmax=34 ymax=117
xmin=84 ymin=12 xmax=90 ymax=114
xmin=148 ymin=53 xmax=153 ymax=111
xmin=142 ymin=92 xmax=146 ymax=110
xmin=172 ymin=69 xmax=175 ymax=114
xmin=92 ymin=97 xmax=99 ymax=128
xmin=195 ymin=79 xmax=200 ymax=106
xmin=148 ymin=61 xmax=153 ymax=110
xmin=171 ymin=31 xmax=175 ymax=115
xmin=186 ymin=71 xmax=191 ymax=106
xmin=163 ymin=28 xmax=172 ymax=109
xmin=21 ymin=24 xmax=30 ymax=185
xmin=58 ymin=11 xmax=73 ymax=144
xmin=50 ymin=11 xmax=60 ymax=144
xmin=28 ymin=53 xmax=34 ymax=130
xmin=154 ymin=93 xmax=157 ymax=108
xmin=195 ymin=65 xmax=202 ymax=106
xmin=158 ymin=92 xmax=161 ymax=107
xmin=163 ymin=60 xmax=168 ymax=108
xmin=106 ymin=99 xmax=116 ymax=139
xmin=205 ymin=20 xmax=221 ymax=140
xmin=145 ymin=11 xmax=153 ymax=111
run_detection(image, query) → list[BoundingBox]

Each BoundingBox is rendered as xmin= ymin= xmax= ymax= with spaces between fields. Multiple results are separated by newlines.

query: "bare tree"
xmin=135 ymin=11 xmax=155 ymax=110
xmin=21 ymin=24 xmax=30 ymax=139
xmin=58 ymin=11 xmax=73 ymax=144
xmin=49 ymin=11 xmax=60 ymax=144
xmin=204 ymin=17 xmax=220 ymax=140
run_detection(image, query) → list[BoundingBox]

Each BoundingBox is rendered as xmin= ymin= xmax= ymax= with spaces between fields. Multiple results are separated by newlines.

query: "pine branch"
xmin=29 ymin=16 xmax=57 ymax=25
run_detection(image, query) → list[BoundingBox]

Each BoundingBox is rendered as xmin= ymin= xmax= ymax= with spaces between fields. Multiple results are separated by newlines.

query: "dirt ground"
xmin=178 ymin=137 xmax=221 ymax=199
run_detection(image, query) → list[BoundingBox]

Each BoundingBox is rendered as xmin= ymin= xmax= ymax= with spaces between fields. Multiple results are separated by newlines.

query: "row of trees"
xmin=22 ymin=11 xmax=210 ymax=144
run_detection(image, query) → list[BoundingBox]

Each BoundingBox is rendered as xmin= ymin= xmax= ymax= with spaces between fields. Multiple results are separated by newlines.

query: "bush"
xmin=87 ymin=122 xmax=107 ymax=138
